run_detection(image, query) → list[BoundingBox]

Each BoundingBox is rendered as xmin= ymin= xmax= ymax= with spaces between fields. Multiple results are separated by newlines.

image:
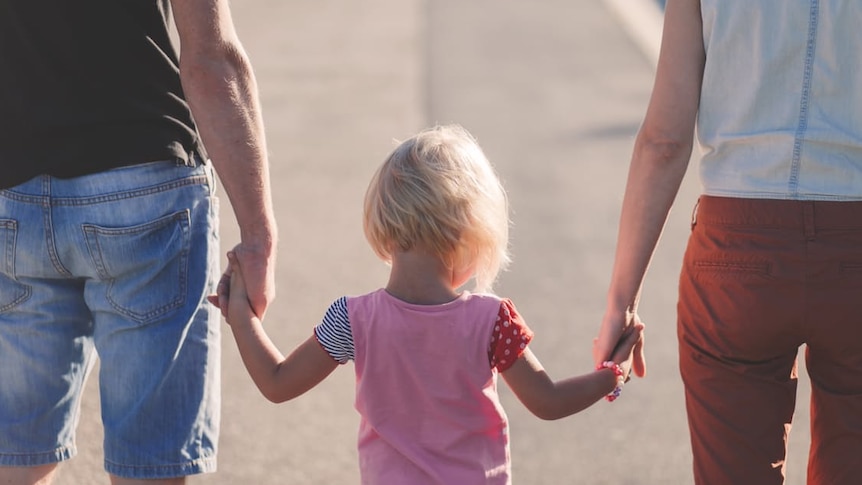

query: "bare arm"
xmin=594 ymin=0 xmax=705 ymax=377
xmin=171 ymin=0 xmax=277 ymax=317
xmin=231 ymin=327 xmax=339 ymax=404
xmin=223 ymin=253 xmax=338 ymax=403
xmin=503 ymin=325 xmax=642 ymax=420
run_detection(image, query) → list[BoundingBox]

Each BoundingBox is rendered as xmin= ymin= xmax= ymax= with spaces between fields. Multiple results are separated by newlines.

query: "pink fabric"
xmin=350 ymin=289 xmax=512 ymax=485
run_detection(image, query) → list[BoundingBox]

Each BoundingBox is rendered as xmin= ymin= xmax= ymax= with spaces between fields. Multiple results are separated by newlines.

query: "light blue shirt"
xmin=697 ymin=0 xmax=862 ymax=200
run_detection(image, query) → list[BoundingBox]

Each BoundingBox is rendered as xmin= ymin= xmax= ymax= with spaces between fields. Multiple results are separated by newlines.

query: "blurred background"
xmin=55 ymin=1 xmax=812 ymax=483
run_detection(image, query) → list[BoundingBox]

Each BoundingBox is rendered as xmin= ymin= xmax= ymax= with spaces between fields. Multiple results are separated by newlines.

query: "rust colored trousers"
xmin=678 ymin=195 xmax=862 ymax=485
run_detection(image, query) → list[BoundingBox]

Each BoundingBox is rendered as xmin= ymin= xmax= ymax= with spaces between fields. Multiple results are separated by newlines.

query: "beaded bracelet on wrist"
xmin=596 ymin=360 xmax=626 ymax=402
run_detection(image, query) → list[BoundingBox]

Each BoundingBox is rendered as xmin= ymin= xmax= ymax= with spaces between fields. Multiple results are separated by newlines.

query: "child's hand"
xmin=207 ymin=251 xmax=256 ymax=326
xmin=206 ymin=259 xmax=233 ymax=316
xmin=609 ymin=322 xmax=645 ymax=381
xmin=226 ymin=251 xmax=258 ymax=325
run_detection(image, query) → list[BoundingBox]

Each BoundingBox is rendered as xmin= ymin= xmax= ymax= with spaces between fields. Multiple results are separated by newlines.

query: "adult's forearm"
xmin=605 ymin=135 xmax=690 ymax=317
xmin=180 ymin=45 xmax=277 ymax=246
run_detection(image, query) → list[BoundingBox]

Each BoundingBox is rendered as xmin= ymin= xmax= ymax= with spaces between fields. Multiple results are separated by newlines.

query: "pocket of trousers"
xmin=0 ymin=219 xmax=31 ymax=312
xmin=83 ymin=210 xmax=191 ymax=324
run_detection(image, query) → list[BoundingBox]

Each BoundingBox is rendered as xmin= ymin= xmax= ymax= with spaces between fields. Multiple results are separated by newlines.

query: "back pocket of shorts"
xmin=84 ymin=210 xmax=190 ymax=323
xmin=0 ymin=219 xmax=30 ymax=312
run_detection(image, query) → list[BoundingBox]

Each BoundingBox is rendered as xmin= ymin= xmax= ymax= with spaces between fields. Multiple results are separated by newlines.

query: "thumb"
xmin=623 ymin=323 xmax=644 ymax=346
xmin=633 ymin=334 xmax=647 ymax=378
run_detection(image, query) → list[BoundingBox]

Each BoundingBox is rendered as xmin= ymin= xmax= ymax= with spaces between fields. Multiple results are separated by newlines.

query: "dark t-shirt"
xmin=0 ymin=0 xmax=206 ymax=189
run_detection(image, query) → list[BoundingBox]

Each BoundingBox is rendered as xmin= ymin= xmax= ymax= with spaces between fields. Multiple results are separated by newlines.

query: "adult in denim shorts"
xmin=0 ymin=0 xmax=277 ymax=484
xmin=593 ymin=1 xmax=862 ymax=484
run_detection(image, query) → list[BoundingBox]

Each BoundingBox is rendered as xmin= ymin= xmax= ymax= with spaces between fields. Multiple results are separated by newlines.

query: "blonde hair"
xmin=363 ymin=125 xmax=510 ymax=293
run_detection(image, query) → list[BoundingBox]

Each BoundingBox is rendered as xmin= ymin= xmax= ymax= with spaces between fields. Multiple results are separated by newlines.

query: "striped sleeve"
xmin=313 ymin=296 xmax=354 ymax=364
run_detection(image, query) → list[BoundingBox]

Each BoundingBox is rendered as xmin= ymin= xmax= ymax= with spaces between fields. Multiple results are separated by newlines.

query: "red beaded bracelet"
xmin=596 ymin=361 xmax=625 ymax=402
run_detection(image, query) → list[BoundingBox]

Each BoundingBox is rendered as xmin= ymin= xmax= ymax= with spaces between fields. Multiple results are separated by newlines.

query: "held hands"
xmin=206 ymin=251 xmax=257 ymax=326
xmin=594 ymin=309 xmax=646 ymax=378
xmin=607 ymin=321 xmax=645 ymax=381
xmin=211 ymin=242 xmax=275 ymax=320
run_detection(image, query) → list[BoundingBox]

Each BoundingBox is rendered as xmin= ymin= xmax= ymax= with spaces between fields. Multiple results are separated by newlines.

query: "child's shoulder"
xmin=462 ymin=292 xmax=521 ymax=315
xmin=463 ymin=291 xmax=517 ymax=307
xmin=342 ymin=288 xmax=386 ymax=304
xmin=341 ymin=290 xmax=518 ymax=315
xmin=463 ymin=291 xmax=502 ymax=303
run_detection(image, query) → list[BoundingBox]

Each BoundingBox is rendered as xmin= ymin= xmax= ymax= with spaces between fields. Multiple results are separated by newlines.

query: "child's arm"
xmin=501 ymin=324 xmax=642 ymax=420
xmin=222 ymin=252 xmax=338 ymax=403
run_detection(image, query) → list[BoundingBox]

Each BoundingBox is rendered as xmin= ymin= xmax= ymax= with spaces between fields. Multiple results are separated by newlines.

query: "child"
xmin=212 ymin=125 xmax=643 ymax=484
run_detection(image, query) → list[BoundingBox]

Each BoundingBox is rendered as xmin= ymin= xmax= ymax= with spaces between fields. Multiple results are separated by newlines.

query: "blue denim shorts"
xmin=0 ymin=160 xmax=221 ymax=479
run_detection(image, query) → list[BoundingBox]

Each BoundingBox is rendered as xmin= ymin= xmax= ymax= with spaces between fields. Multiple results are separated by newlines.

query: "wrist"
xmin=596 ymin=361 xmax=626 ymax=402
xmin=238 ymin=228 xmax=278 ymax=255
xmin=239 ymin=214 xmax=278 ymax=245
xmin=605 ymin=290 xmax=638 ymax=317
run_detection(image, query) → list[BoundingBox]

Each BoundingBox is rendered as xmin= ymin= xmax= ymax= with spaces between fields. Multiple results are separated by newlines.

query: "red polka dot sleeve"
xmin=489 ymin=299 xmax=534 ymax=372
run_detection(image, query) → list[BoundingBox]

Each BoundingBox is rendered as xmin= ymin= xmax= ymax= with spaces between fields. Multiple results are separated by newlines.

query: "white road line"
xmin=603 ymin=0 xmax=664 ymax=67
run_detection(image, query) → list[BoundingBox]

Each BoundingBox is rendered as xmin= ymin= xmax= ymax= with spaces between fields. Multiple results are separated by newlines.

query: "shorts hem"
xmin=0 ymin=445 xmax=76 ymax=467
xmin=104 ymin=455 xmax=217 ymax=479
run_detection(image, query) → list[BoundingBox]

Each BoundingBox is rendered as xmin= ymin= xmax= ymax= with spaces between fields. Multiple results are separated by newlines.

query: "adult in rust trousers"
xmin=593 ymin=1 xmax=862 ymax=484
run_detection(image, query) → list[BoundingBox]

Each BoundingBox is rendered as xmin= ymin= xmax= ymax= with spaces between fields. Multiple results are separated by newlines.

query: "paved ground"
xmin=57 ymin=1 xmax=813 ymax=483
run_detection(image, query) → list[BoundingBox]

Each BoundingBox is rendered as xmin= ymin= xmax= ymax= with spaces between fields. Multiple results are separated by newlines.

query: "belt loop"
xmin=803 ymin=202 xmax=816 ymax=240
xmin=176 ymin=149 xmax=201 ymax=167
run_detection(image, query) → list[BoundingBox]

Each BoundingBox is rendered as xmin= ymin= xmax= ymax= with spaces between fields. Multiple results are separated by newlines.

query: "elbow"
xmin=261 ymin=389 xmax=284 ymax=404
xmin=179 ymin=42 xmax=254 ymax=89
xmin=256 ymin=379 xmax=294 ymax=404
xmin=524 ymin=401 xmax=569 ymax=421
xmin=257 ymin=383 xmax=281 ymax=403
xmin=514 ymin=383 xmax=576 ymax=420
xmin=534 ymin=410 xmax=564 ymax=421
xmin=260 ymin=387 xmax=293 ymax=404
xmin=633 ymin=132 xmax=693 ymax=168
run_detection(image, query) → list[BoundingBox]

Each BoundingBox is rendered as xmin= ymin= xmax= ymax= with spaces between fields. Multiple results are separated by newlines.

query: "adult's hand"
xmin=594 ymin=309 xmax=646 ymax=378
xmin=215 ymin=241 xmax=275 ymax=319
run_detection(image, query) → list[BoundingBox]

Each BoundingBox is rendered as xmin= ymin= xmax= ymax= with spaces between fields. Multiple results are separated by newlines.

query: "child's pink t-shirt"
xmin=316 ymin=289 xmax=532 ymax=485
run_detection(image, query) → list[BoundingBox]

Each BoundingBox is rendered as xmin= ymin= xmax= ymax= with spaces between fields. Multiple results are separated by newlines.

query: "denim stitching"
xmin=55 ymin=176 xmax=209 ymax=206
xmin=0 ymin=176 xmax=207 ymax=205
xmin=83 ymin=210 xmax=190 ymax=323
xmin=0 ymin=220 xmax=31 ymax=312
xmin=789 ymin=0 xmax=820 ymax=197
xmin=0 ymin=219 xmax=14 ymax=274
xmin=42 ymin=177 xmax=73 ymax=277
